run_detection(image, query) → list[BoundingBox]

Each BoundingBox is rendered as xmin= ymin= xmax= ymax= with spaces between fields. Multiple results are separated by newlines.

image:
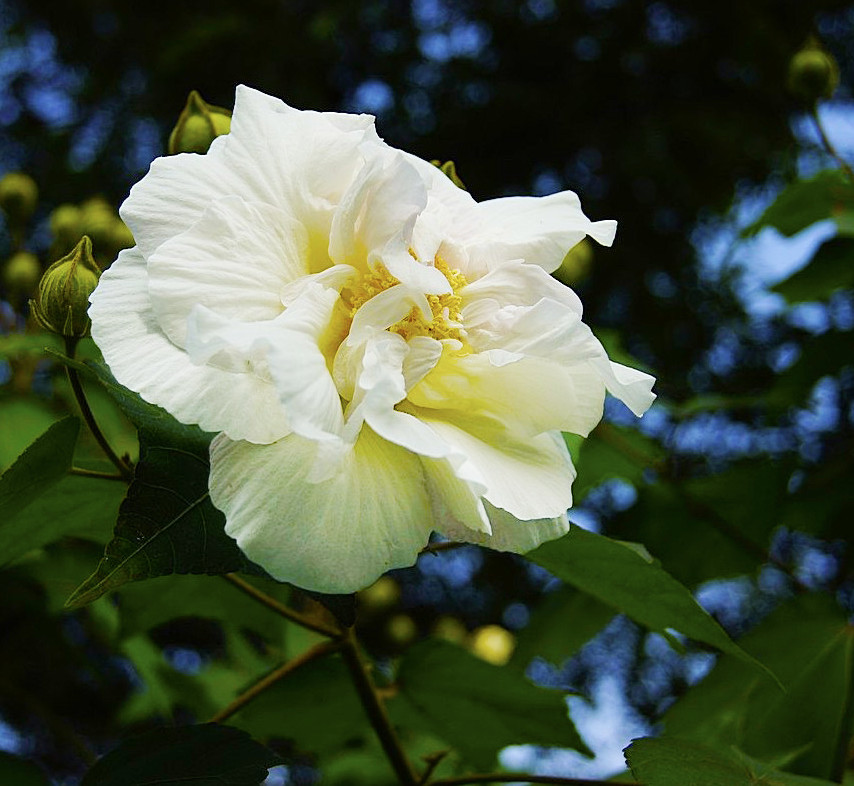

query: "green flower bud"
xmin=431 ymin=159 xmax=467 ymax=190
xmin=109 ymin=218 xmax=135 ymax=254
xmin=0 ymin=172 xmax=38 ymax=223
xmin=553 ymin=238 xmax=593 ymax=286
xmin=30 ymin=236 xmax=100 ymax=338
xmin=50 ymin=204 xmax=83 ymax=248
xmin=788 ymin=38 xmax=839 ymax=103
xmin=2 ymin=251 xmax=42 ymax=296
xmin=168 ymin=90 xmax=233 ymax=155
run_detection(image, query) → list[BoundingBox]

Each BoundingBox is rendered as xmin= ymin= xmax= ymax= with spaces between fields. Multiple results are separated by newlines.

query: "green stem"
xmin=810 ymin=105 xmax=854 ymax=180
xmin=63 ymin=338 xmax=134 ymax=482
xmin=221 ymin=573 xmax=341 ymax=638
xmin=340 ymin=627 xmax=418 ymax=786
xmin=209 ymin=640 xmax=341 ymax=723
xmin=69 ymin=466 xmax=127 ymax=482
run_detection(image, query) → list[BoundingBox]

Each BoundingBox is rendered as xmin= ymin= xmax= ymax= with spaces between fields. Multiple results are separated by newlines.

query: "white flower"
xmin=89 ymin=86 xmax=655 ymax=594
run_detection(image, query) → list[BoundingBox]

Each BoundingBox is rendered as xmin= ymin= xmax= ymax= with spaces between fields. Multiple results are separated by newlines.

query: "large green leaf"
xmin=66 ymin=424 xmax=267 ymax=608
xmin=661 ymin=593 xmax=851 ymax=779
xmin=527 ymin=527 xmax=770 ymax=675
xmin=509 ymin=586 xmax=615 ymax=671
xmin=394 ymin=638 xmax=590 ymax=769
xmin=80 ymin=723 xmax=280 ymax=786
xmin=741 ymin=170 xmax=854 ymax=237
xmin=0 ymin=417 xmax=124 ymax=567
xmin=0 ymin=397 xmax=62 ymax=472
xmin=772 ymin=236 xmax=854 ymax=302
xmin=625 ymin=737 xmax=838 ymax=786
xmin=229 ymin=654 xmax=371 ymax=755
xmin=0 ymin=416 xmax=79 ymax=526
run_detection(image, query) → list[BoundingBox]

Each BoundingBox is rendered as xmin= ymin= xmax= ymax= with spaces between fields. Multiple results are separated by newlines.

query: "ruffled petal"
xmin=438 ymin=501 xmax=570 ymax=554
xmin=89 ymin=248 xmax=289 ymax=443
xmin=408 ymin=349 xmax=606 ymax=438
xmin=148 ymin=196 xmax=309 ymax=346
xmin=454 ymin=190 xmax=616 ymax=276
xmin=123 ymin=85 xmax=379 ymax=273
xmin=416 ymin=413 xmax=576 ymax=519
xmin=209 ymin=427 xmax=435 ymax=593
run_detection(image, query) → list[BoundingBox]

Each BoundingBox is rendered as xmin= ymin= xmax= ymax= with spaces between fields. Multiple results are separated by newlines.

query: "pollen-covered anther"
xmin=342 ymin=257 xmax=468 ymax=342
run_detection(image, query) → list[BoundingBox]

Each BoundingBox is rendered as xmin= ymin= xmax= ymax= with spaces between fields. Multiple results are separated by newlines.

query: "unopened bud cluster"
xmin=30 ymin=236 xmax=101 ymax=338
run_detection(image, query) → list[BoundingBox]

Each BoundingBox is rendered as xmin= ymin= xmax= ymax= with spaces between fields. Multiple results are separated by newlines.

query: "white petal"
xmin=123 ymin=85 xmax=379 ymax=271
xmin=408 ymin=349 xmax=606 ymax=438
xmin=455 ymin=190 xmax=616 ymax=276
xmin=89 ymin=248 xmax=289 ymax=443
xmin=417 ymin=414 xmax=576 ymax=519
xmin=420 ymin=451 xmax=491 ymax=535
xmin=329 ymin=153 xmax=426 ymax=269
xmin=439 ymin=502 xmax=570 ymax=554
xmin=590 ymin=357 xmax=657 ymax=417
xmin=461 ymin=261 xmax=583 ymax=317
xmin=209 ymin=427 xmax=434 ymax=593
xmin=147 ymin=197 xmax=309 ymax=347
xmin=265 ymin=282 xmax=347 ymax=441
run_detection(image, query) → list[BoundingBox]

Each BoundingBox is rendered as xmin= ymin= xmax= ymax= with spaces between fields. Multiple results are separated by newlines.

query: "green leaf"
xmin=571 ymin=422 xmax=664 ymax=501
xmin=625 ymin=737 xmax=839 ymax=786
xmin=661 ymin=593 xmax=851 ymax=774
xmin=0 ymin=417 xmax=125 ymax=567
xmin=527 ymin=527 xmax=772 ymax=677
xmin=743 ymin=609 xmax=854 ymax=780
xmin=0 ymin=416 xmax=79 ymax=526
xmin=772 ymin=236 xmax=854 ymax=302
xmin=741 ymin=170 xmax=854 ymax=237
xmin=0 ymin=398 xmax=63 ymax=472
xmin=66 ymin=424 xmax=267 ymax=608
xmin=395 ymin=638 xmax=591 ymax=769
xmin=230 ymin=654 xmax=371 ymax=755
xmin=509 ymin=586 xmax=614 ymax=671
xmin=2 ymin=475 xmax=124 ymax=569
xmin=80 ymin=723 xmax=280 ymax=786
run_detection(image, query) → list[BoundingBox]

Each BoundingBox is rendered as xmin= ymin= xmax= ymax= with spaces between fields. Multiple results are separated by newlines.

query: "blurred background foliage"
xmin=0 ymin=0 xmax=853 ymax=784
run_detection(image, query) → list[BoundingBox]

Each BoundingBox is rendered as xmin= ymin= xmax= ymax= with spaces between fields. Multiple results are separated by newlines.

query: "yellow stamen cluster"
xmin=342 ymin=257 xmax=468 ymax=342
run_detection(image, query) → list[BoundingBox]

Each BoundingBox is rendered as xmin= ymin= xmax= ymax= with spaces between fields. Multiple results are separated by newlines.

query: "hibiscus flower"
xmin=89 ymin=86 xmax=655 ymax=593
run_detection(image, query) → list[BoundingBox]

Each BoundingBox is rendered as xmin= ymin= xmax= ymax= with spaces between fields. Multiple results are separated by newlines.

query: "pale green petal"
xmin=417 ymin=414 xmax=576 ymax=519
xmin=209 ymin=427 xmax=435 ymax=593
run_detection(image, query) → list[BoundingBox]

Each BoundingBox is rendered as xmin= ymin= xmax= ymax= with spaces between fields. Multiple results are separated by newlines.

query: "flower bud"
xmin=431 ymin=159 xmax=467 ymax=190
xmin=469 ymin=624 xmax=515 ymax=665
xmin=2 ymin=251 xmax=41 ymax=296
xmin=168 ymin=90 xmax=233 ymax=155
xmin=50 ymin=204 xmax=83 ymax=250
xmin=30 ymin=236 xmax=100 ymax=337
xmin=788 ymin=38 xmax=839 ymax=103
xmin=0 ymin=172 xmax=38 ymax=224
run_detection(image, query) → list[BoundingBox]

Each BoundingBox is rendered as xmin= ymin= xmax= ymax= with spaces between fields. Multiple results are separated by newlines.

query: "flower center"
xmin=342 ymin=257 xmax=468 ymax=342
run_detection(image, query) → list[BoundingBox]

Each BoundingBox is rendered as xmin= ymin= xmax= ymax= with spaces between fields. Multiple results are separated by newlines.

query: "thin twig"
xmin=430 ymin=775 xmax=643 ymax=786
xmin=221 ymin=573 xmax=341 ymax=638
xmin=69 ymin=466 xmax=127 ymax=482
xmin=340 ymin=627 xmax=418 ymax=786
xmin=63 ymin=338 xmax=134 ymax=482
xmin=209 ymin=640 xmax=342 ymax=723
xmin=418 ymin=751 xmax=450 ymax=785
xmin=811 ymin=106 xmax=854 ymax=180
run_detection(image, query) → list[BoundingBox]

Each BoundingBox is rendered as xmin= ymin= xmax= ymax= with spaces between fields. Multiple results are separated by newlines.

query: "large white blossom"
xmin=89 ymin=86 xmax=655 ymax=593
